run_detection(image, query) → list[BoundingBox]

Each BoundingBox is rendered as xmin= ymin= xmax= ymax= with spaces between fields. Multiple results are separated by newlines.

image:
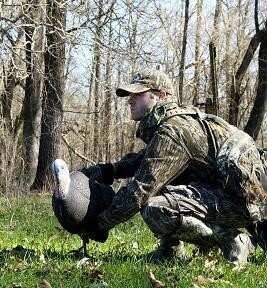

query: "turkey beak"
xmin=51 ymin=162 xmax=60 ymax=186
xmin=52 ymin=166 xmax=62 ymax=198
xmin=55 ymin=172 xmax=60 ymax=188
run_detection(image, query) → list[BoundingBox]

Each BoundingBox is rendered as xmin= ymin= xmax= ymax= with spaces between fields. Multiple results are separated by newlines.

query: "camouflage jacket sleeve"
xmin=97 ymin=122 xmax=191 ymax=230
xmin=112 ymin=148 xmax=146 ymax=179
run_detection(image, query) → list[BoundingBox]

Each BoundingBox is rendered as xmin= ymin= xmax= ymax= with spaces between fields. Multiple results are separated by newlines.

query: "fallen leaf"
xmin=76 ymin=257 xmax=90 ymax=268
xmin=39 ymin=254 xmax=46 ymax=263
xmin=12 ymin=284 xmax=22 ymax=288
xmin=204 ymin=258 xmax=217 ymax=270
xmin=40 ymin=279 xmax=52 ymax=288
xmin=195 ymin=275 xmax=234 ymax=287
xmin=81 ymin=267 xmax=106 ymax=283
xmin=196 ymin=275 xmax=210 ymax=285
xmin=89 ymin=269 xmax=105 ymax=280
xmin=148 ymin=271 xmax=165 ymax=288
xmin=132 ymin=241 xmax=138 ymax=249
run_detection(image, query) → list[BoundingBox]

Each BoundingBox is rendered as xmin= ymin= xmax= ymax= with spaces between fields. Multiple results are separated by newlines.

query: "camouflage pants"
xmin=140 ymin=183 xmax=254 ymax=247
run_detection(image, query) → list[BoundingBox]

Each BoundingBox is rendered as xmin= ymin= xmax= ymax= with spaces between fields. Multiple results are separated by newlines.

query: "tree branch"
xmin=62 ymin=135 xmax=95 ymax=164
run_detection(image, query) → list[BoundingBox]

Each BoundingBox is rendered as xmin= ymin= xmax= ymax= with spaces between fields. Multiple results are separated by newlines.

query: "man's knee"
xmin=141 ymin=199 xmax=159 ymax=223
xmin=141 ymin=198 xmax=182 ymax=236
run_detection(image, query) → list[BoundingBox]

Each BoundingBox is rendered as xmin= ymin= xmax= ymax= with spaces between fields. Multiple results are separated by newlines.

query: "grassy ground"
xmin=0 ymin=195 xmax=267 ymax=288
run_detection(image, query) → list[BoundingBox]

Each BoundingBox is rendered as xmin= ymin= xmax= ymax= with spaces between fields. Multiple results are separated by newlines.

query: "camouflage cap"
xmin=116 ymin=68 xmax=174 ymax=97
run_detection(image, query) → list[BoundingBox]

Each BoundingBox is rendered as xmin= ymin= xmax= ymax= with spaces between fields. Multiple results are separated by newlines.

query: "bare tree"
xmin=178 ymin=0 xmax=189 ymax=104
xmin=208 ymin=42 xmax=218 ymax=115
xmin=1 ymin=0 xmax=266 ymax=195
xmin=192 ymin=0 xmax=203 ymax=105
xmin=207 ymin=0 xmax=221 ymax=115
xmin=22 ymin=0 xmax=45 ymax=187
xmin=32 ymin=0 xmax=66 ymax=189
xmin=1 ymin=30 xmax=24 ymax=128
xmin=93 ymin=0 xmax=104 ymax=163
xmin=103 ymin=6 xmax=115 ymax=163
xmin=228 ymin=35 xmax=261 ymax=127
xmin=0 ymin=15 xmax=24 ymax=193
xmin=244 ymin=25 xmax=267 ymax=139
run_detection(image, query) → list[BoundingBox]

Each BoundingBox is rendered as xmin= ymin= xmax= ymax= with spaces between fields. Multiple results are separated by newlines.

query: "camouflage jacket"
xmin=97 ymin=101 xmax=267 ymax=230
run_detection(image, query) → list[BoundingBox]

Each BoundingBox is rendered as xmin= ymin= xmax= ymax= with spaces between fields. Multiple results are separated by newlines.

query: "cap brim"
xmin=116 ymin=83 xmax=150 ymax=97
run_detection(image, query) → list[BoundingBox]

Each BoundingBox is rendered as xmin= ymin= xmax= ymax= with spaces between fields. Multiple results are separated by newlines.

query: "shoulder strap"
xmin=163 ymin=105 xmax=201 ymax=122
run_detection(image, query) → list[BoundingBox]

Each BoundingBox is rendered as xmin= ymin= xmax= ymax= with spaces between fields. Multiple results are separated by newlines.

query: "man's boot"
xmin=220 ymin=233 xmax=256 ymax=267
xmin=170 ymin=216 xmax=256 ymax=267
xmin=147 ymin=238 xmax=186 ymax=262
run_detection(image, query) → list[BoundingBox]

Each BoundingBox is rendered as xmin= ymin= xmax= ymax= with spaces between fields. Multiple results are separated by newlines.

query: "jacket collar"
xmin=136 ymin=101 xmax=178 ymax=143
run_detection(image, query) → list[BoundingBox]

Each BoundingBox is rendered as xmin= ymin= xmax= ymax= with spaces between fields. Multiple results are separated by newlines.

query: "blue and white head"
xmin=51 ymin=159 xmax=70 ymax=198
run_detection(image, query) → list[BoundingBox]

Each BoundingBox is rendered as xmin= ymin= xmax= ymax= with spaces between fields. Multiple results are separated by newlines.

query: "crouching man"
xmin=81 ymin=68 xmax=267 ymax=267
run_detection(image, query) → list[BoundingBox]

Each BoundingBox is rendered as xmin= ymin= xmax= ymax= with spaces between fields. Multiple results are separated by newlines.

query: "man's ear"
xmin=158 ymin=91 xmax=167 ymax=100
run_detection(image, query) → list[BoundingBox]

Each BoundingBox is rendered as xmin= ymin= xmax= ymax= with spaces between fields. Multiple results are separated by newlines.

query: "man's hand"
xmin=79 ymin=163 xmax=115 ymax=185
xmin=79 ymin=165 xmax=103 ymax=183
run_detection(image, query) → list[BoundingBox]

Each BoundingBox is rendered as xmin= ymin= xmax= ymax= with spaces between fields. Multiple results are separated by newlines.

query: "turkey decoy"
xmin=51 ymin=159 xmax=115 ymax=256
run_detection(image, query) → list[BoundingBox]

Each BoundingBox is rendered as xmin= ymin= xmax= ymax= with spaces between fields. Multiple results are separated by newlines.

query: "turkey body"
xmin=51 ymin=160 xmax=115 ymax=242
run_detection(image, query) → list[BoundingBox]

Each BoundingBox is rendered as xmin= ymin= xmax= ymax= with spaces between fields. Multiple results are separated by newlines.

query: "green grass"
xmin=0 ymin=195 xmax=267 ymax=287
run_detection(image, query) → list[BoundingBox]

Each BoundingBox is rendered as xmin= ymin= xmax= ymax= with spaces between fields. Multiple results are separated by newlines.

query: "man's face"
xmin=128 ymin=90 xmax=158 ymax=121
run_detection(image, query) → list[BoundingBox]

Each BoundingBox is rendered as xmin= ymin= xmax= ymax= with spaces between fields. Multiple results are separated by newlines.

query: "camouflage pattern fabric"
xmin=216 ymin=130 xmax=267 ymax=222
xmin=116 ymin=68 xmax=174 ymax=97
xmin=141 ymin=185 xmax=256 ymax=265
xmin=259 ymin=148 xmax=267 ymax=191
xmin=113 ymin=149 xmax=146 ymax=179
xmin=97 ymin=101 xmax=267 ymax=248
xmin=140 ymin=183 xmax=250 ymax=247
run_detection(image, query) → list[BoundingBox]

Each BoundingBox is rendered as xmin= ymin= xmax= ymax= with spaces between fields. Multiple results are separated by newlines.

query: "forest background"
xmin=0 ymin=0 xmax=266 ymax=194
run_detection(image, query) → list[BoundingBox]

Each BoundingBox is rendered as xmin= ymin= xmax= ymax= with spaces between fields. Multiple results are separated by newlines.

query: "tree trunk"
xmin=192 ymin=0 xmax=203 ymax=105
xmin=0 ymin=31 xmax=23 ymax=129
xmin=22 ymin=0 xmax=45 ymax=188
xmin=224 ymin=19 xmax=232 ymax=114
xmin=93 ymin=0 xmax=104 ymax=163
xmin=84 ymin=62 xmax=95 ymax=158
xmin=228 ymin=31 xmax=261 ymax=126
xmin=244 ymin=28 xmax=267 ymax=140
xmin=32 ymin=0 xmax=66 ymax=190
xmin=0 ymin=30 xmax=24 ymax=193
xmin=207 ymin=0 xmax=221 ymax=115
xmin=1 ymin=65 xmax=16 ymax=128
xmin=115 ymin=67 xmax=121 ymax=161
xmin=178 ymin=0 xmax=189 ymax=104
xmin=209 ymin=42 xmax=218 ymax=115
xmin=103 ymin=11 xmax=113 ymax=163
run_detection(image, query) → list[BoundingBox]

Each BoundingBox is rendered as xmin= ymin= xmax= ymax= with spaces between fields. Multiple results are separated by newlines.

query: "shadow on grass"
xmin=99 ymin=248 xmax=189 ymax=268
xmin=0 ymin=245 xmax=38 ymax=261
xmin=0 ymin=244 xmax=191 ymax=271
xmin=0 ymin=245 xmax=98 ymax=262
xmin=0 ymin=244 xmax=153 ymax=263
